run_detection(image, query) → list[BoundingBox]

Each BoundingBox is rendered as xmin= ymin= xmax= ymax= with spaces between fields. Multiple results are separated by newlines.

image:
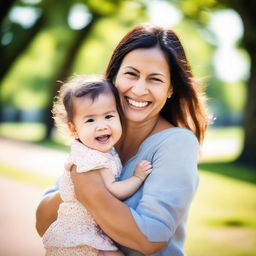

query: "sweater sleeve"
xmin=130 ymin=130 xmax=199 ymax=242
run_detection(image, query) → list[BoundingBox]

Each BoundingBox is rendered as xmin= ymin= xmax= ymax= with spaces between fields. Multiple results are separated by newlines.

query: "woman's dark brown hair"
xmin=105 ymin=24 xmax=208 ymax=143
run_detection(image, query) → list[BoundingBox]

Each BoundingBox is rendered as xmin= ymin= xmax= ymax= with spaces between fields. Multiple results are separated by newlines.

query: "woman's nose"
xmin=131 ymin=79 xmax=149 ymax=96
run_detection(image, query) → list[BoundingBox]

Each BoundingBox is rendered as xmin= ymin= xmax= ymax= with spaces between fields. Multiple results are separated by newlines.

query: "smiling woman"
xmin=114 ymin=47 xmax=172 ymax=127
xmin=36 ymin=24 xmax=208 ymax=256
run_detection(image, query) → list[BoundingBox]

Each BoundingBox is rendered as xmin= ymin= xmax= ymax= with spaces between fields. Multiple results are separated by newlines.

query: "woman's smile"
xmin=115 ymin=47 xmax=171 ymax=123
xmin=125 ymin=96 xmax=151 ymax=109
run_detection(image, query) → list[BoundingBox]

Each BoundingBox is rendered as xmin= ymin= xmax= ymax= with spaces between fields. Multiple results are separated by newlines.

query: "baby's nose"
xmin=96 ymin=122 xmax=108 ymax=131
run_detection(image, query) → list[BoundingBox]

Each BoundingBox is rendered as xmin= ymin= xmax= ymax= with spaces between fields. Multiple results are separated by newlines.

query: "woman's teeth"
xmin=127 ymin=98 xmax=149 ymax=108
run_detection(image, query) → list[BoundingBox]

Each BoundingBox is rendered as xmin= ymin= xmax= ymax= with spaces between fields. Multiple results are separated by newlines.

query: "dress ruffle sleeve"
xmin=64 ymin=140 xmax=116 ymax=174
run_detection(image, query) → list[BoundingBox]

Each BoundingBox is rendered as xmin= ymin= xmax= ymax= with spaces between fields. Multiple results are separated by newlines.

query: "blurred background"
xmin=0 ymin=0 xmax=255 ymax=255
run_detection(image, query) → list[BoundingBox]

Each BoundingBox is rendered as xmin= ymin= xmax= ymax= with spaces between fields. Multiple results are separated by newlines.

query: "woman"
xmin=36 ymin=24 xmax=208 ymax=255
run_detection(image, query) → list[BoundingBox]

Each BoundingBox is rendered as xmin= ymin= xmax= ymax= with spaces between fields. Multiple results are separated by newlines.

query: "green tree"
xmin=0 ymin=0 xmax=46 ymax=83
xmin=0 ymin=0 xmax=146 ymax=136
xmin=0 ymin=0 xmax=16 ymax=25
xmin=43 ymin=0 xmax=147 ymax=139
xmin=173 ymin=0 xmax=256 ymax=165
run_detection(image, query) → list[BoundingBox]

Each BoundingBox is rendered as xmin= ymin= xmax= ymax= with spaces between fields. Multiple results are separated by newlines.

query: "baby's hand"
xmin=134 ymin=160 xmax=152 ymax=182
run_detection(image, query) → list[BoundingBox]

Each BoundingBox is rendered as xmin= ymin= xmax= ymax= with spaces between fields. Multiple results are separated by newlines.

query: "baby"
xmin=42 ymin=75 xmax=152 ymax=256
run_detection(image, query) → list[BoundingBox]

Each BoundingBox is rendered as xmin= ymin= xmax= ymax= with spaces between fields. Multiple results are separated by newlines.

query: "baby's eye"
xmin=85 ymin=118 xmax=94 ymax=123
xmin=105 ymin=115 xmax=114 ymax=119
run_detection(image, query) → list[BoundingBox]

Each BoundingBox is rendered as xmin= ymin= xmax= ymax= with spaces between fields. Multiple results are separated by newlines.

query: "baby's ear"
xmin=68 ymin=122 xmax=79 ymax=138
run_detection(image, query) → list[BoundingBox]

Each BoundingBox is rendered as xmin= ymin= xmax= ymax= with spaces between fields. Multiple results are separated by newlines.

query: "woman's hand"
xmin=35 ymin=191 xmax=62 ymax=236
xmin=70 ymin=165 xmax=103 ymax=202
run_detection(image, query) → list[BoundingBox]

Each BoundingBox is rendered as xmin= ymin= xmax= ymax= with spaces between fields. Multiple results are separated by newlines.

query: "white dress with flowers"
xmin=42 ymin=140 xmax=122 ymax=256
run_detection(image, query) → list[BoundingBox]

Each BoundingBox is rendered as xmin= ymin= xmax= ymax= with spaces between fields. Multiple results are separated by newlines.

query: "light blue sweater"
xmin=118 ymin=128 xmax=199 ymax=256
xmin=44 ymin=127 xmax=199 ymax=255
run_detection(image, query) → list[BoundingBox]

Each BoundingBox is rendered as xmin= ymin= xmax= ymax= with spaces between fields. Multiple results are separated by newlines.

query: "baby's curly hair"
xmin=52 ymin=74 xmax=122 ymax=139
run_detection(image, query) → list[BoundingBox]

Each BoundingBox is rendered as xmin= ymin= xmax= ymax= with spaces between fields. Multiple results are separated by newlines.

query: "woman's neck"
xmin=116 ymin=115 xmax=171 ymax=164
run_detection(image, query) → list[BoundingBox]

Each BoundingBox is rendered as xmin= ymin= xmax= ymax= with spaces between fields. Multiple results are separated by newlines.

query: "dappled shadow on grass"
xmin=207 ymin=218 xmax=249 ymax=227
xmin=198 ymin=161 xmax=256 ymax=184
xmin=33 ymin=138 xmax=69 ymax=151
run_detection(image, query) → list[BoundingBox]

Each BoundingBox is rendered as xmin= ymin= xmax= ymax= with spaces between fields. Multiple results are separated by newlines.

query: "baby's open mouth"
xmin=96 ymin=135 xmax=110 ymax=143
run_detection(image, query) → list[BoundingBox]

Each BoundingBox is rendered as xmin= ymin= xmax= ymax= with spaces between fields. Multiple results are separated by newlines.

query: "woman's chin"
xmin=124 ymin=111 xmax=150 ymax=124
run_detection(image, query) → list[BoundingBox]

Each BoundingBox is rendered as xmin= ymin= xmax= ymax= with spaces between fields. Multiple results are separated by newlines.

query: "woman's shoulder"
xmin=146 ymin=127 xmax=198 ymax=145
xmin=134 ymin=127 xmax=198 ymax=159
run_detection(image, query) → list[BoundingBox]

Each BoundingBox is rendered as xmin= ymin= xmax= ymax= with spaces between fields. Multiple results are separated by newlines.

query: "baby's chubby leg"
xmin=98 ymin=250 xmax=125 ymax=256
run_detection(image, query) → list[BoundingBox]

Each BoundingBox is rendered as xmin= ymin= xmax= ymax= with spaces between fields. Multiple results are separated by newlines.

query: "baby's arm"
xmin=100 ymin=160 xmax=152 ymax=200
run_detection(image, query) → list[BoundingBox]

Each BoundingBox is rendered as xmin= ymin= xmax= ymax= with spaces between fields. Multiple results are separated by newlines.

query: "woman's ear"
xmin=68 ymin=122 xmax=79 ymax=139
xmin=167 ymin=87 xmax=173 ymax=99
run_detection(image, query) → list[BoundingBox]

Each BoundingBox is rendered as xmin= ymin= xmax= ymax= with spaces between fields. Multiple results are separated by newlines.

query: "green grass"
xmin=0 ymin=122 xmax=46 ymax=141
xmin=199 ymin=162 xmax=256 ymax=184
xmin=186 ymin=169 xmax=256 ymax=256
xmin=0 ymin=164 xmax=55 ymax=188
xmin=205 ymin=126 xmax=243 ymax=140
xmin=0 ymin=122 xmax=69 ymax=151
xmin=199 ymin=126 xmax=244 ymax=162
xmin=35 ymin=138 xmax=69 ymax=151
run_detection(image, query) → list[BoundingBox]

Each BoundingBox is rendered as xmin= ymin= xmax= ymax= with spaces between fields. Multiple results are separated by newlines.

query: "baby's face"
xmin=69 ymin=93 xmax=122 ymax=153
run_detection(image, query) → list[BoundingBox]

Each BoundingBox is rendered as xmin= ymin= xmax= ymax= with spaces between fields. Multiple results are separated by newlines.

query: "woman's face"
xmin=114 ymin=47 xmax=172 ymax=124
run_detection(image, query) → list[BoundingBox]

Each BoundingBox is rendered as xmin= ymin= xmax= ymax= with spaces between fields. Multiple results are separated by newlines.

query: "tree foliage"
xmin=172 ymin=0 xmax=256 ymax=164
xmin=0 ymin=0 xmax=146 ymax=133
xmin=1 ymin=0 xmax=255 ymax=164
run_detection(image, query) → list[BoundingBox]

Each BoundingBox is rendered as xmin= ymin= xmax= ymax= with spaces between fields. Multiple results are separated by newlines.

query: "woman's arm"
xmin=70 ymin=167 xmax=166 ymax=255
xmin=35 ymin=191 xmax=62 ymax=236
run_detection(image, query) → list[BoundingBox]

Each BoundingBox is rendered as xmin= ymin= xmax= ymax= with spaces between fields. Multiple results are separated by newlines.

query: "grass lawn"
xmin=0 ymin=123 xmax=255 ymax=255
xmin=185 ymin=127 xmax=256 ymax=256
xmin=186 ymin=166 xmax=256 ymax=256
xmin=0 ymin=164 xmax=55 ymax=188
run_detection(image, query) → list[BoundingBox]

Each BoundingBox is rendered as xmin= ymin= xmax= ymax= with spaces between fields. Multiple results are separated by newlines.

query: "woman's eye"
xmin=86 ymin=118 xmax=94 ymax=123
xmin=105 ymin=115 xmax=114 ymax=119
xmin=125 ymin=72 xmax=137 ymax=77
xmin=150 ymin=77 xmax=163 ymax=82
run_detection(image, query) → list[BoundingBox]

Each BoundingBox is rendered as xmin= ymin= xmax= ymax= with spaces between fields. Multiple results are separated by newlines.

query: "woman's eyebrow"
xmin=123 ymin=66 xmax=140 ymax=73
xmin=124 ymin=66 xmax=165 ymax=77
xmin=150 ymin=73 xmax=165 ymax=77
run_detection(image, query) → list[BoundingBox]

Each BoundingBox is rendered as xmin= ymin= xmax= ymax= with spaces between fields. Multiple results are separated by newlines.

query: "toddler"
xmin=42 ymin=75 xmax=152 ymax=256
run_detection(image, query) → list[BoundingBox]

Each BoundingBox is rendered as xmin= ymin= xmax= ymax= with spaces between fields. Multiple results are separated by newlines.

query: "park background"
xmin=0 ymin=0 xmax=255 ymax=255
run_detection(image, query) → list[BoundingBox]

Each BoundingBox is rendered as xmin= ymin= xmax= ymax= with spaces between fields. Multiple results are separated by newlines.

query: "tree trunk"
xmin=230 ymin=0 xmax=256 ymax=165
xmin=238 ymin=48 xmax=256 ymax=165
xmin=0 ymin=14 xmax=45 ymax=122
xmin=0 ymin=14 xmax=45 ymax=83
xmin=0 ymin=0 xmax=16 ymax=25
xmin=44 ymin=14 xmax=100 ymax=139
